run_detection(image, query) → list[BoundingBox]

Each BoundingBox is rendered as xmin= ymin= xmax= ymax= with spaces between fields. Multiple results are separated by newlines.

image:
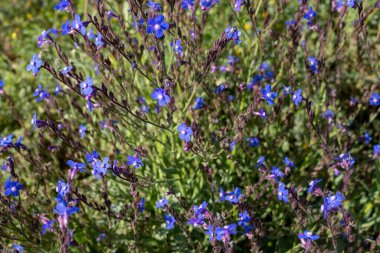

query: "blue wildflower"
xmin=54 ymin=200 xmax=79 ymax=217
xmin=79 ymin=125 xmax=86 ymax=139
xmin=61 ymin=19 xmax=71 ymax=35
xmin=146 ymin=15 xmax=169 ymax=39
xmin=292 ymin=89 xmax=303 ymax=106
xmin=181 ymin=0 xmax=194 ymax=10
xmin=156 ymin=197 xmax=169 ymax=209
xmin=363 ymin=132 xmax=372 ymax=144
xmin=54 ymin=0 xmax=71 ymax=12
xmin=215 ymin=224 xmax=237 ymax=241
xmin=223 ymin=187 xmax=243 ymax=204
xmin=12 ymin=244 xmax=23 ymax=253
xmin=304 ymin=6 xmax=317 ymax=26
xmin=286 ymin=19 xmax=296 ymax=27
xmin=127 ymin=155 xmax=144 ymax=169
xmin=67 ymin=160 xmax=87 ymax=173
xmin=323 ymin=192 xmax=344 ymax=218
xmin=308 ymin=56 xmax=318 ymax=74
xmin=138 ymin=198 xmax=145 ymax=212
xmin=71 ymin=14 xmax=87 ymax=36
xmin=193 ymin=97 xmax=205 ymax=110
xmin=56 ymin=180 xmax=70 ymax=201
xmin=170 ymin=39 xmax=184 ymax=56
xmin=92 ymin=157 xmax=110 ymax=180
xmin=0 ymin=134 xmax=13 ymax=148
xmin=283 ymin=157 xmax=295 ymax=168
xmin=164 ymin=214 xmax=176 ymax=230
xmin=214 ymin=84 xmax=225 ymax=94
xmin=369 ymin=92 xmax=380 ymax=106
xmin=261 ymin=84 xmax=277 ymax=105
xmin=200 ymin=0 xmax=218 ymax=11
xmin=26 ymin=54 xmax=43 ymax=76
xmin=42 ymin=220 xmax=56 ymax=235
xmin=4 ymin=177 xmax=23 ymax=197
xmin=147 ymin=1 xmax=162 ymax=12
xmin=256 ymin=156 xmax=265 ymax=168
xmin=86 ymin=150 xmax=99 ymax=163
xmin=151 ymin=88 xmax=170 ymax=107
xmin=225 ymin=27 xmax=242 ymax=44
xmin=95 ymin=32 xmax=104 ymax=49
xmin=307 ymin=179 xmax=322 ymax=194
xmin=0 ymin=80 xmax=4 ymax=90
xmin=31 ymin=112 xmax=37 ymax=130
xmin=278 ymin=183 xmax=289 ymax=202
xmin=177 ymin=123 xmax=193 ymax=142
xmin=234 ymin=0 xmax=243 ymax=11
xmin=80 ymin=76 xmax=93 ymax=97
xmin=246 ymin=137 xmax=259 ymax=147
xmin=33 ymin=84 xmax=50 ymax=102
xmin=373 ymin=145 xmax=380 ymax=156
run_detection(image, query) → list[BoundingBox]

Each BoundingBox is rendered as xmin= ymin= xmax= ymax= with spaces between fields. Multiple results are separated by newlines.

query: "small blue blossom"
xmin=80 ymin=76 xmax=93 ymax=97
xmin=187 ymin=214 xmax=205 ymax=227
xmin=147 ymin=1 xmax=162 ymax=12
xmin=95 ymin=32 xmax=104 ymax=49
xmin=33 ymin=84 xmax=50 ymax=102
xmin=223 ymin=187 xmax=243 ymax=204
xmin=26 ymin=54 xmax=43 ymax=76
xmin=37 ymin=29 xmax=57 ymax=47
xmin=304 ymin=6 xmax=317 ymax=26
xmin=323 ymin=192 xmax=345 ymax=219
xmin=0 ymin=134 xmax=13 ymax=148
xmin=67 ymin=160 xmax=87 ymax=173
xmin=298 ymin=230 xmax=319 ymax=241
xmin=234 ymin=0 xmax=243 ymax=11
xmin=200 ymin=0 xmax=218 ymax=11
xmin=292 ymin=89 xmax=303 ymax=106
xmin=283 ymin=157 xmax=295 ymax=168
xmin=54 ymin=200 xmax=79 ymax=217
xmin=181 ymin=0 xmax=194 ymax=10
xmin=283 ymin=86 xmax=292 ymax=95
xmin=246 ymin=137 xmax=259 ymax=147
xmin=214 ymin=85 xmax=225 ymax=94
xmin=86 ymin=150 xmax=99 ymax=163
xmin=31 ymin=112 xmax=37 ymax=130
xmin=278 ymin=183 xmax=289 ymax=202
xmin=54 ymin=0 xmax=71 ymax=12
xmin=4 ymin=177 xmax=23 ymax=197
xmin=92 ymin=157 xmax=110 ymax=180
xmin=261 ymin=84 xmax=277 ymax=105
xmin=146 ymin=15 xmax=169 ymax=39
xmin=0 ymin=80 xmax=4 ymax=90
xmin=193 ymin=201 xmax=208 ymax=216
xmin=177 ymin=123 xmax=193 ymax=142
xmin=127 ymin=155 xmax=144 ymax=169
xmin=193 ymin=97 xmax=205 ymax=110
xmin=61 ymin=19 xmax=71 ymax=35
xmin=335 ymin=153 xmax=355 ymax=169
xmin=79 ymin=124 xmax=86 ymax=139
xmin=215 ymin=224 xmax=237 ymax=241
xmin=170 ymin=39 xmax=184 ymax=56
xmin=205 ymin=225 xmax=214 ymax=240
xmin=42 ymin=220 xmax=56 ymax=235
xmin=138 ymin=198 xmax=145 ymax=212
xmin=347 ymin=0 xmax=362 ymax=8
xmin=71 ymin=14 xmax=87 ymax=36
xmin=286 ymin=19 xmax=296 ymax=27
xmin=256 ymin=156 xmax=265 ymax=168
xmin=151 ymin=88 xmax=170 ymax=107
xmin=225 ymin=27 xmax=242 ymax=44
xmin=271 ymin=167 xmax=284 ymax=182
xmin=56 ymin=180 xmax=70 ymax=201
xmin=12 ymin=244 xmax=23 ymax=253
xmin=307 ymin=179 xmax=322 ymax=194
xmin=164 ymin=214 xmax=176 ymax=230
xmin=369 ymin=92 xmax=380 ymax=106
xmin=363 ymin=132 xmax=372 ymax=144
xmin=156 ymin=197 xmax=169 ymax=209
xmin=373 ymin=145 xmax=380 ymax=156
xmin=308 ymin=56 xmax=319 ymax=74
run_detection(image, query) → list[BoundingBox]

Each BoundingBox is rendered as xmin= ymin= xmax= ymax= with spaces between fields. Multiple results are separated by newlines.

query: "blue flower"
xmin=283 ymin=157 xmax=295 ymax=168
xmin=223 ymin=187 xmax=243 ymax=204
xmin=335 ymin=153 xmax=355 ymax=169
xmin=298 ymin=230 xmax=319 ymax=241
xmin=95 ymin=32 xmax=104 ymax=49
xmin=86 ymin=150 xmax=99 ymax=163
xmin=308 ymin=56 xmax=318 ymax=74
xmin=369 ymin=92 xmax=380 ymax=106
xmin=61 ymin=19 xmax=71 ymax=35
xmin=106 ymin=10 xmax=118 ymax=20
xmin=138 ymin=198 xmax=145 ymax=212
xmin=0 ymin=80 xmax=4 ymax=90
xmin=363 ymin=132 xmax=372 ymax=144
xmin=0 ymin=134 xmax=13 ymax=148
xmin=132 ymin=17 xmax=145 ymax=31
xmin=92 ymin=157 xmax=110 ymax=180
xmin=177 ymin=123 xmax=193 ymax=142
xmin=323 ymin=192 xmax=344 ymax=218
xmin=54 ymin=0 xmax=71 ymax=12
xmin=31 ymin=112 xmax=37 ymax=130
xmin=71 ymin=14 xmax=87 ymax=36
xmin=193 ymin=97 xmax=205 ymax=110
xmin=12 ymin=244 xmax=23 ymax=253
xmin=146 ymin=15 xmax=169 ymax=39
xmin=256 ymin=156 xmax=265 ymax=168
xmin=42 ymin=220 xmax=56 ymax=235
xmin=26 ymin=54 xmax=43 ymax=76
xmin=214 ymin=84 xmax=225 ymax=94
xmin=261 ymin=84 xmax=277 ymax=105
xmin=79 ymin=124 xmax=86 ymax=139
xmin=147 ymin=1 xmax=162 ymax=12
xmin=283 ymin=86 xmax=292 ymax=95
xmin=215 ymin=224 xmax=237 ymax=241
xmin=278 ymin=183 xmax=289 ymax=202
xmin=4 ymin=177 xmax=23 ymax=197
xmin=374 ymin=145 xmax=380 ymax=156
xmin=33 ymin=84 xmax=50 ymax=102
xmin=234 ymin=0 xmax=243 ymax=11
xmin=54 ymin=200 xmax=79 ymax=216
xmin=323 ymin=109 xmax=334 ymax=120
xmin=271 ymin=167 xmax=284 ymax=182
xmin=156 ymin=197 xmax=169 ymax=209
xmin=151 ymin=88 xmax=170 ymax=107
xmin=304 ymin=6 xmax=317 ymax=26
xmin=37 ymin=29 xmax=57 ymax=47
xmin=238 ymin=211 xmax=253 ymax=232
xmin=205 ymin=225 xmax=214 ymax=240
xmin=187 ymin=214 xmax=205 ymax=227
xmin=67 ymin=160 xmax=87 ymax=172
xmin=181 ymin=0 xmax=194 ymax=10
xmin=164 ymin=214 xmax=176 ymax=230
xmin=200 ymin=0 xmax=218 ymax=11
xmin=80 ymin=76 xmax=93 ymax=97
xmin=193 ymin=201 xmax=208 ymax=216
xmin=246 ymin=137 xmax=259 ymax=147
xmin=56 ymin=180 xmax=70 ymax=201
xmin=292 ymin=89 xmax=303 ymax=106
xmin=170 ymin=39 xmax=184 ymax=56
xmin=225 ymin=27 xmax=242 ymax=44
xmin=347 ymin=0 xmax=362 ymax=8
xmin=286 ymin=19 xmax=296 ymax=27
xmin=307 ymin=179 xmax=322 ymax=194
xmin=127 ymin=155 xmax=144 ymax=169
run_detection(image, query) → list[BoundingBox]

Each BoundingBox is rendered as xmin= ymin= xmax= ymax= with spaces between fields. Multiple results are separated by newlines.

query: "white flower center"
xmin=154 ymin=24 xmax=161 ymax=30
xmin=157 ymin=94 xmax=163 ymax=100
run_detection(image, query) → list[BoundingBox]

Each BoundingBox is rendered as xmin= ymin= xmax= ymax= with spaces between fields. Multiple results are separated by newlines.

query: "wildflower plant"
xmin=0 ymin=0 xmax=379 ymax=252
